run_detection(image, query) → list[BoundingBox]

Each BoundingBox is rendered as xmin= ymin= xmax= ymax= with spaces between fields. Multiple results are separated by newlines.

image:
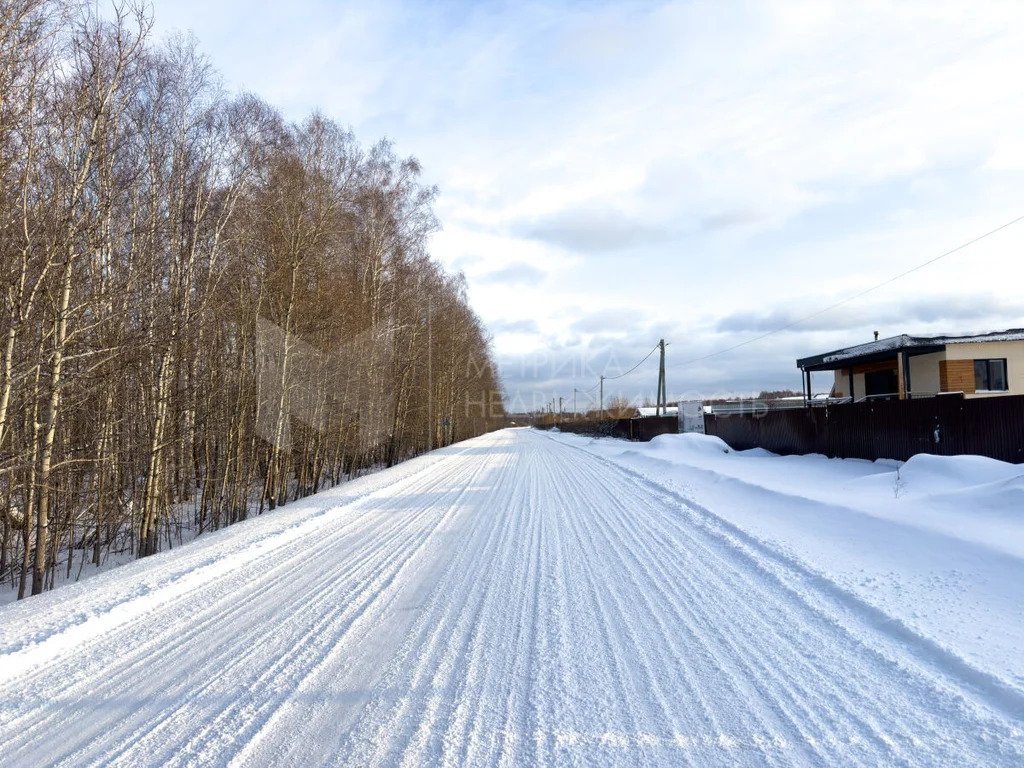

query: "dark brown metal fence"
xmin=704 ymin=394 xmax=1024 ymax=463
xmin=537 ymin=415 xmax=679 ymax=442
xmin=630 ymin=416 xmax=680 ymax=442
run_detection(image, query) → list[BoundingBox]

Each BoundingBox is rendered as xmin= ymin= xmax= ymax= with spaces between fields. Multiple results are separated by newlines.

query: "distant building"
xmin=634 ymin=406 xmax=679 ymax=418
xmin=796 ymin=329 xmax=1024 ymax=402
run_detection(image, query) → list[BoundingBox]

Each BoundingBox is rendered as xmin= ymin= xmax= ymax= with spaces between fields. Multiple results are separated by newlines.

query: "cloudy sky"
xmin=154 ymin=0 xmax=1024 ymax=411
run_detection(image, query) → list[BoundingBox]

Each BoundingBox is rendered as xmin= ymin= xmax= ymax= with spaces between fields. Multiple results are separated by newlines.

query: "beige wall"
xmin=944 ymin=341 xmax=1024 ymax=398
xmin=831 ymin=370 xmax=864 ymax=399
xmin=826 ymin=341 xmax=1024 ymax=399
xmin=909 ymin=351 xmax=944 ymax=395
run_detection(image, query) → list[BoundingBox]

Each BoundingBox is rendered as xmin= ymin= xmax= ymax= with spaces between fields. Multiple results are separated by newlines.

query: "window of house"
xmin=974 ymin=359 xmax=1008 ymax=392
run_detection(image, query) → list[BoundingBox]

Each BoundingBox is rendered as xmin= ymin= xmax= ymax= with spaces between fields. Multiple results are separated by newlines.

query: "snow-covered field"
xmin=1 ymin=427 xmax=1022 ymax=766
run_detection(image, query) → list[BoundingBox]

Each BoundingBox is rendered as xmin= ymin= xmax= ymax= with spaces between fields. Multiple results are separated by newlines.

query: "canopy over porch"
xmin=796 ymin=334 xmax=950 ymax=403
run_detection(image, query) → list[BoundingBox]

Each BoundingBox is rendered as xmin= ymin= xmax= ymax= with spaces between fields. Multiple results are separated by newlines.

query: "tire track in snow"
xmin=543 ymin=436 xmax=809 ymax=767
xmin=566 ymin=453 xmax=870 ymax=765
xmin=143 ymin=443 xmax=506 ymax=768
xmin=540 ymin=429 xmax=1024 ymax=765
xmin=538 ymin=453 xmax=679 ymax=764
xmin=356 ymin=446 xmax=525 ymax=767
xmin=142 ymin=455 xmax=484 ymax=766
xmin=227 ymin=442 xmax=511 ymax=768
xmin=2 ymin=428 xmax=1023 ymax=766
xmin=586 ymin=438 xmax=1024 ymax=750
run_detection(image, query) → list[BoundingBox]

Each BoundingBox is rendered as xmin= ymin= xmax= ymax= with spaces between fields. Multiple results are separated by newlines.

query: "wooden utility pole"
xmin=573 ymin=388 xmax=578 ymax=418
xmin=558 ymin=396 xmax=563 ymax=423
xmin=656 ymin=339 xmax=667 ymax=416
xmin=600 ymin=376 xmax=605 ymax=417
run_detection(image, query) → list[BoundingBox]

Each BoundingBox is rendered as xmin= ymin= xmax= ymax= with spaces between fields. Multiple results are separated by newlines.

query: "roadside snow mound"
xmin=898 ymin=453 xmax=1023 ymax=496
xmin=933 ymin=472 xmax=1024 ymax=517
xmin=737 ymin=447 xmax=777 ymax=458
xmin=646 ymin=432 xmax=732 ymax=456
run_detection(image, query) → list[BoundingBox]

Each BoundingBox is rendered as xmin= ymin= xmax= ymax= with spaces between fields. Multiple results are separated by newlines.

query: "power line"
xmin=604 ymin=343 xmax=660 ymax=381
xmin=669 ymin=212 xmax=1024 ymax=370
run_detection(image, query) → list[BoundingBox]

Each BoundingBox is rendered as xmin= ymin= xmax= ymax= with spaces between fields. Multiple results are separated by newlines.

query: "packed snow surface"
xmin=1 ymin=428 xmax=1023 ymax=766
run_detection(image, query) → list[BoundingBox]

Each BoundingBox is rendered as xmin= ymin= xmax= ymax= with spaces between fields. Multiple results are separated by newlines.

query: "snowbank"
xmin=648 ymin=432 xmax=731 ymax=455
xmin=898 ymin=453 xmax=1024 ymax=496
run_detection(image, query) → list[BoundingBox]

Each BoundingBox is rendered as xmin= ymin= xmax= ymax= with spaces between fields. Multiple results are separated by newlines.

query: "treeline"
xmin=532 ymin=397 xmax=636 ymax=426
xmin=0 ymin=1 xmax=504 ymax=598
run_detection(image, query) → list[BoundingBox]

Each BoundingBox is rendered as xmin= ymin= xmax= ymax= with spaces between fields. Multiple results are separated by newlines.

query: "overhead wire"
xmin=603 ymin=343 xmax=660 ymax=381
xmin=667 ymin=212 xmax=1024 ymax=370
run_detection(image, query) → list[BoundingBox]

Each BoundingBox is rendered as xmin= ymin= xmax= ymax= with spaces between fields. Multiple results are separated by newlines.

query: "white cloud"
xmin=154 ymin=0 xmax=1024 ymax=401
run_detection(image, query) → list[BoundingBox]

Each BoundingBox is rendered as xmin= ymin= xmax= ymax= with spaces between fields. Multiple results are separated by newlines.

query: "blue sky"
xmin=154 ymin=0 xmax=1024 ymax=409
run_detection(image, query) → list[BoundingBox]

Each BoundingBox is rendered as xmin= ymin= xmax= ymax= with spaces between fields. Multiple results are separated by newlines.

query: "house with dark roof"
xmin=796 ymin=329 xmax=1024 ymax=402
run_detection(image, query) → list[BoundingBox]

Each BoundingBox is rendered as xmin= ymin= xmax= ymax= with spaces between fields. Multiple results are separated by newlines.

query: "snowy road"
xmin=1 ymin=428 xmax=1022 ymax=766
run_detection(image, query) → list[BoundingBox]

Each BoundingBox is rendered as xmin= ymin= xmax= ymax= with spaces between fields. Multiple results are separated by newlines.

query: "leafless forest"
xmin=0 ymin=1 xmax=504 ymax=599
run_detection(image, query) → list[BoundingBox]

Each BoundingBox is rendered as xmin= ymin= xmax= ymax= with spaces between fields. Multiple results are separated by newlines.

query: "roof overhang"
xmin=798 ymin=343 xmax=945 ymax=372
xmin=797 ymin=329 xmax=1024 ymax=372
